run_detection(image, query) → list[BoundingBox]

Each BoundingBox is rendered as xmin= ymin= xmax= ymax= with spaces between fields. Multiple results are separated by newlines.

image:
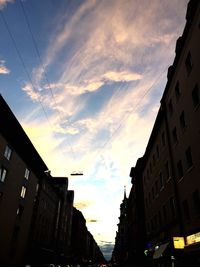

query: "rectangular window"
xmin=185 ymin=146 xmax=193 ymax=169
xmin=182 ymin=199 xmax=190 ymax=221
xmin=0 ymin=167 xmax=7 ymax=183
xmin=177 ymin=160 xmax=183 ymax=180
xmin=172 ymin=127 xmax=178 ymax=144
xmin=180 ymin=111 xmax=186 ymax=129
xmin=24 ymin=168 xmax=30 ymax=180
xmin=185 ymin=51 xmax=193 ymax=74
xmin=20 ymin=186 xmax=27 ymax=198
xmin=175 ymin=81 xmax=181 ymax=100
xmin=192 ymin=84 xmax=199 ymax=107
xmin=16 ymin=205 xmax=24 ymax=218
xmin=4 ymin=145 xmax=12 ymax=160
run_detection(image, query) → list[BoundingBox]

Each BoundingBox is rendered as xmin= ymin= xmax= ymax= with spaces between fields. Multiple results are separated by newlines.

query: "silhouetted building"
xmin=0 ymin=95 xmax=96 ymax=267
xmin=71 ymin=207 xmax=105 ymax=264
xmin=0 ymin=94 xmax=48 ymax=267
xmin=130 ymin=0 xmax=200 ymax=266
xmin=112 ymin=188 xmax=129 ymax=266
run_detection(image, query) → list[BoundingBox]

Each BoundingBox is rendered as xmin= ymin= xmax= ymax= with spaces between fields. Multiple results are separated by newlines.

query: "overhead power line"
xmin=94 ymin=68 xmax=167 ymax=159
xmin=18 ymin=0 xmax=76 ymax=160
xmin=0 ymin=9 xmax=52 ymax=130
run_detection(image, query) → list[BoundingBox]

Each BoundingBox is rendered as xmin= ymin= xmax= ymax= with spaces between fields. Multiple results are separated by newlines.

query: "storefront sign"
xmin=173 ymin=237 xmax=185 ymax=249
xmin=187 ymin=232 xmax=200 ymax=245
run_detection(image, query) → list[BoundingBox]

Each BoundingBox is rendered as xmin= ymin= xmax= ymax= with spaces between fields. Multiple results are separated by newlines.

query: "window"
xmin=192 ymin=84 xmax=199 ymax=107
xmin=4 ymin=145 xmax=12 ymax=160
xmin=20 ymin=186 xmax=27 ymax=198
xmin=172 ymin=127 xmax=178 ymax=144
xmin=180 ymin=111 xmax=186 ymax=129
xmin=177 ymin=160 xmax=183 ymax=180
xmin=162 ymin=132 xmax=166 ymax=146
xmin=185 ymin=51 xmax=193 ymax=74
xmin=182 ymin=199 xmax=190 ymax=221
xmin=16 ymin=205 xmax=24 ymax=218
xmin=192 ymin=190 xmax=200 ymax=215
xmin=185 ymin=146 xmax=193 ymax=169
xmin=175 ymin=81 xmax=181 ymax=100
xmin=0 ymin=167 xmax=7 ymax=182
xmin=168 ymin=99 xmax=173 ymax=115
xmin=24 ymin=168 xmax=30 ymax=180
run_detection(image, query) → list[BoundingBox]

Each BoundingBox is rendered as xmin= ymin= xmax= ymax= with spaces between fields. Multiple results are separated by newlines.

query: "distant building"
xmin=71 ymin=207 xmax=105 ymax=264
xmin=112 ymin=188 xmax=129 ymax=265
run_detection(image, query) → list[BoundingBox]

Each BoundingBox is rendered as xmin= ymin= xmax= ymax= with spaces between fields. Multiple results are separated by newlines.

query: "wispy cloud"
xmin=19 ymin=0 xmax=188 ymax=251
xmin=74 ymin=200 xmax=94 ymax=210
xmin=0 ymin=59 xmax=10 ymax=74
xmin=0 ymin=0 xmax=13 ymax=9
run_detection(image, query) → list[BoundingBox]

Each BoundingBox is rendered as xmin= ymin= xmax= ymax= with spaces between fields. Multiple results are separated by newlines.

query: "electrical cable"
xmin=19 ymin=0 xmax=76 ymax=160
xmin=0 ymin=9 xmax=52 ymax=130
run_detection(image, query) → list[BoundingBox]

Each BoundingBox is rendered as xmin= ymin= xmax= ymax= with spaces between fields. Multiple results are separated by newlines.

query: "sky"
xmin=0 ymin=0 xmax=189 ymax=260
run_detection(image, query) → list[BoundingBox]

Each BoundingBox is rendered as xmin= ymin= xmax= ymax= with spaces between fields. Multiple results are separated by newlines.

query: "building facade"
xmin=0 ymin=94 xmax=104 ymax=266
xmin=128 ymin=0 xmax=200 ymax=266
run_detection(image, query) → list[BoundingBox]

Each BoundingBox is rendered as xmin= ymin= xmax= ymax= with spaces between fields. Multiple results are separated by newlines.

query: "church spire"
xmin=124 ymin=185 xmax=127 ymax=200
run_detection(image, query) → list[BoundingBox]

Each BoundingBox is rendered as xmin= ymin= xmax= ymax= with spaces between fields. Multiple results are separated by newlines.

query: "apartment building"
xmin=129 ymin=0 xmax=200 ymax=266
xmin=0 ymin=94 xmax=48 ymax=266
xmin=0 ymin=95 xmax=74 ymax=266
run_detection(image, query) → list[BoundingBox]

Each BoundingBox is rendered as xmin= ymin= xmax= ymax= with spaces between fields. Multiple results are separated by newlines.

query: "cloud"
xmin=22 ymin=83 xmax=40 ymax=102
xmin=74 ymin=200 xmax=94 ymax=210
xmin=87 ymin=219 xmax=98 ymax=223
xmin=0 ymin=0 xmax=13 ymax=9
xmin=0 ymin=60 xmax=10 ymax=74
xmin=19 ymin=0 xmax=189 ymax=250
xmin=103 ymin=70 xmax=142 ymax=82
